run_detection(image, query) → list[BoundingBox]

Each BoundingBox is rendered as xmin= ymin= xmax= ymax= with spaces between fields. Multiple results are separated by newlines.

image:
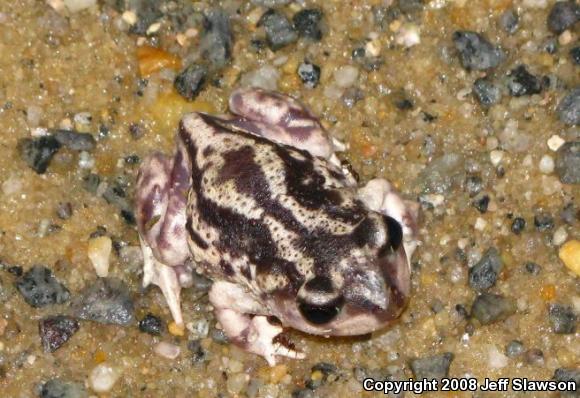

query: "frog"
xmin=135 ymin=87 xmax=419 ymax=365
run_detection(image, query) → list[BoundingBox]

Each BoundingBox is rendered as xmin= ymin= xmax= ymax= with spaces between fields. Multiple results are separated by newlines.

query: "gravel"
xmin=72 ymin=277 xmax=135 ymax=326
xmin=259 ymin=9 xmax=297 ymax=51
xmin=556 ymin=89 xmax=580 ymax=126
xmin=128 ymin=0 xmax=162 ymax=36
xmin=39 ymin=315 xmax=80 ymax=353
xmin=473 ymin=78 xmax=502 ymax=107
xmin=409 ymin=352 xmax=454 ymax=380
xmin=201 ymin=9 xmax=233 ymax=70
xmin=16 ymin=266 xmax=70 ymax=308
xmin=174 ymin=63 xmax=207 ymax=101
xmin=297 ymin=62 xmax=321 ymax=89
xmin=188 ymin=339 xmax=207 ymax=363
xmin=511 ymin=217 xmax=526 ymax=234
xmin=334 ymin=65 xmax=359 ymax=88
xmin=469 ymin=247 xmax=503 ymax=291
xmin=471 ymin=293 xmax=516 ymax=325
xmin=472 ymin=194 xmax=490 ymax=213
xmin=89 ymin=363 xmax=121 ymax=393
xmin=505 ymin=340 xmax=525 ymax=357
xmin=506 ymin=65 xmax=543 ymax=97
xmin=548 ymin=304 xmax=577 ymax=334
xmin=293 ymin=9 xmax=323 ymax=41
xmin=570 ymin=46 xmax=580 ymax=65
xmin=555 ymin=141 xmax=580 ymax=184
xmin=553 ymin=368 xmax=580 ymax=398
xmin=39 ymin=379 xmax=87 ymax=398
xmin=18 ymin=136 xmax=61 ymax=174
xmin=452 ymin=31 xmax=505 ymax=70
xmin=138 ymin=313 xmax=164 ymax=336
xmin=52 ymin=130 xmax=96 ymax=151
xmin=499 ymin=9 xmax=518 ymax=34
xmin=56 ymin=202 xmax=73 ymax=220
xmin=534 ymin=212 xmax=554 ymax=231
xmin=547 ymin=1 xmax=579 ymax=34
xmin=417 ymin=153 xmax=464 ymax=195
xmin=524 ymin=262 xmax=542 ymax=275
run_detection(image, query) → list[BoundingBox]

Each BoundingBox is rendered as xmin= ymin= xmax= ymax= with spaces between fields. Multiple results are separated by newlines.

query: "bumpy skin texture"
xmin=136 ymin=88 xmax=418 ymax=365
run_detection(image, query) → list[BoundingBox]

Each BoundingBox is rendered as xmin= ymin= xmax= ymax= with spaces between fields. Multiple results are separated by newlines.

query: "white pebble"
xmin=63 ymin=0 xmax=97 ymax=13
xmin=74 ymin=112 xmax=92 ymax=125
xmin=78 ymin=151 xmax=95 ymax=169
xmin=547 ymin=135 xmax=565 ymax=151
xmin=154 ymin=342 xmax=181 ymax=359
xmin=89 ymin=363 xmax=121 ymax=393
xmin=121 ymin=10 xmax=137 ymax=26
xmin=334 ymin=65 xmax=359 ymax=88
xmin=474 ymin=217 xmax=487 ymax=231
xmin=538 ymin=155 xmax=555 ymax=174
xmin=488 ymin=345 xmax=508 ymax=369
xmin=88 ymin=236 xmax=112 ymax=277
xmin=240 ymin=65 xmax=279 ymax=91
xmin=365 ymin=39 xmax=381 ymax=57
xmin=552 ymin=226 xmax=568 ymax=246
xmin=395 ymin=23 xmax=421 ymax=47
xmin=489 ymin=150 xmax=504 ymax=166
xmin=31 ymin=127 xmax=49 ymax=137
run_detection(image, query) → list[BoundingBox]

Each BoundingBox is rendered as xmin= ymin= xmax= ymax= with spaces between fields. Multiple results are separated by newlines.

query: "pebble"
xmin=56 ymin=202 xmax=73 ymax=220
xmin=524 ymin=262 xmax=542 ymax=275
xmin=511 ymin=217 xmax=526 ymax=234
xmin=547 ymin=134 xmax=565 ymax=151
xmin=465 ymin=175 xmax=484 ymax=197
xmin=472 ymin=195 xmax=490 ymax=213
xmin=556 ymin=89 xmax=580 ymax=126
xmin=505 ymin=340 xmax=524 ymax=357
xmin=469 ymin=247 xmax=502 ymax=291
xmin=506 ymin=65 xmax=543 ymax=97
xmin=187 ymin=339 xmax=207 ymax=363
xmin=538 ymin=154 xmax=555 ymax=174
xmin=553 ymin=368 xmax=580 ymax=396
xmin=128 ymin=0 xmax=162 ymax=35
xmin=395 ymin=23 xmax=421 ymax=48
xmin=40 ymin=379 xmax=87 ymax=398
xmin=201 ymin=9 xmax=233 ymax=69
xmin=452 ymin=31 xmax=505 ymax=70
xmin=292 ymin=9 xmax=323 ymax=41
xmin=154 ymin=341 xmax=181 ymax=359
xmin=73 ymin=277 xmax=134 ymax=326
xmin=570 ymin=46 xmax=580 ymax=65
xmin=489 ymin=150 xmax=504 ymax=166
xmin=88 ymin=236 xmax=112 ymax=278
xmin=240 ymin=65 xmax=280 ymax=90
xmin=524 ymin=348 xmax=544 ymax=365
xmin=53 ymin=130 xmax=96 ymax=151
xmin=499 ymin=9 xmax=518 ymax=34
xmin=471 ymin=293 xmax=516 ymax=325
xmin=174 ymin=64 xmax=207 ymax=101
xmin=18 ymin=136 xmax=61 ymax=174
xmin=297 ymin=62 xmax=321 ymax=89
xmin=334 ymin=65 xmax=359 ymax=88
xmin=409 ymin=353 xmax=454 ymax=380
xmin=547 ymin=1 xmax=579 ymax=34
xmin=138 ymin=313 xmax=164 ymax=336
xmin=16 ymin=266 xmax=70 ymax=308
xmin=474 ymin=217 xmax=487 ymax=231
xmin=552 ymin=226 xmax=568 ymax=246
xmin=89 ymin=363 xmax=121 ymax=393
xmin=548 ymin=304 xmax=576 ymax=334
xmin=555 ymin=141 xmax=580 ymax=184
xmin=472 ymin=78 xmax=502 ymax=107
xmin=39 ymin=315 xmax=80 ymax=353
xmin=534 ymin=212 xmax=554 ymax=231
xmin=418 ymin=153 xmax=464 ymax=195
xmin=559 ymin=240 xmax=580 ymax=276
xmin=259 ymin=10 xmax=297 ymax=51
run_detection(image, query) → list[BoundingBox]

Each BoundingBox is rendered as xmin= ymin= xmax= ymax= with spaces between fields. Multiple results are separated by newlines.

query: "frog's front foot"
xmin=210 ymin=281 xmax=305 ymax=366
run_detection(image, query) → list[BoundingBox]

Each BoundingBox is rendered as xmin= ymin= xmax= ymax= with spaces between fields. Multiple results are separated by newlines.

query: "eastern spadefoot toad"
xmin=136 ymin=88 xmax=419 ymax=365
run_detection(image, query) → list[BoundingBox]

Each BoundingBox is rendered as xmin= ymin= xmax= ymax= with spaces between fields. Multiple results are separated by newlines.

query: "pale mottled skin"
xmin=136 ymin=88 xmax=419 ymax=365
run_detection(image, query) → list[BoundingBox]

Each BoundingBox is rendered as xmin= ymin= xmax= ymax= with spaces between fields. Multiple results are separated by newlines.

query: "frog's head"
xmin=275 ymin=213 xmax=411 ymax=336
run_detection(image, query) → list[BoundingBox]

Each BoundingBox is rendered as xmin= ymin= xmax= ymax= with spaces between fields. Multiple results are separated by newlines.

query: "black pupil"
xmin=298 ymin=301 xmax=341 ymax=325
xmin=385 ymin=215 xmax=403 ymax=252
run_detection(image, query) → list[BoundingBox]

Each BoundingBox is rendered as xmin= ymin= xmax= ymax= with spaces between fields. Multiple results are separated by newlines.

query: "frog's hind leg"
xmin=209 ymin=281 xmax=305 ymax=366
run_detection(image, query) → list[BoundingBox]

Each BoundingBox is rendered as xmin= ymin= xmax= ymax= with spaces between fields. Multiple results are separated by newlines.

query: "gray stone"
xmin=549 ymin=304 xmax=577 ymax=334
xmin=417 ymin=153 xmax=464 ymax=195
xmin=471 ymin=293 xmax=516 ymax=325
xmin=201 ymin=9 xmax=233 ymax=70
xmin=259 ymin=9 xmax=297 ymax=51
xmin=547 ymin=1 xmax=579 ymax=34
xmin=52 ymin=130 xmax=96 ymax=151
xmin=452 ymin=31 xmax=505 ymax=70
xmin=39 ymin=379 xmax=87 ymax=398
xmin=556 ymin=141 xmax=580 ymax=184
xmin=16 ymin=266 xmax=70 ymax=308
xmin=18 ymin=136 xmax=61 ymax=174
xmin=174 ymin=64 xmax=207 ymax=101
xmin=557 ymin=89 xmax=580 ymax=126
xmin=473 ymin=78 xmax=502 ymax=107
xmin=73 ymin=278 xmax=134 ymax=326
xmin=409 ymin=353 xmax=454 ymax=380
xmin=469 ymin=248 xmax=502 ymax=291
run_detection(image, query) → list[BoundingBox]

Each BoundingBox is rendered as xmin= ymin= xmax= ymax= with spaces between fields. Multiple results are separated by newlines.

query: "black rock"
xmin=465 ymin=175 xmax=483 ymax=197
xmin=553 ymin=368 xmax=580 ymax=397
xmin=472 ymin=195 xmax=490 ymax=213
xmin=138 ymin=313 xmax=164 ymax=336
xmin=409 ymin=352 xmax=454 ymax=380
xmin=187 ymin=339 xmax=207 ymax=363
xmin=174 ymin=64 xmax=207 ymax=101
xmin=129 ymin=0 xmax=162 ymax=36
xmin=473 ymin=78 xmax=502 ymax=107
xmin=468 ymin=247 xmax=502 ymax=291
xmin=524 ymin=262 xmax=542 ymax=275
xmin=557 ymin=89 xmax=580 ymax=126
xmin=556 ymin=141 xmax=580 ymax=184
xmin=201 ymin=9 xmax=233 ymax=69
xmin=39 ymin=316 xmax=80 ymax=353
xmin=452 ymin=31 xmax=505 ymax=71
xmin=571 ymin=47 xmax=580 ymax=65
xmin=548 ymin=304 xmax=577 ymax=334
xmin=72 ymin=277 xmax=134 ymax=326
xmin=56 ymin=202 xmax=73 ymax=220
xmin=547 ymin=1 xmax=579 ymax=34
xmin=511 ymin=217 xmax=526 ymax=234
xmin=293 ymin=9 xmax=323 ymax=41
xmin=395 ymin=98 xmax=413 ymax=110
xmin=18 ymin=136 xmax=61 ymax=174
xmin=39 ymin=379 xmax=87 ymax=398
xmin=506 ymin=65 xmax=543 ymax=97
xmin=16 ymin=266 xmax=70 ymax=308
xmin=471 ymin=293 xmax=516 ymax=325
xmin=499 ymin=9 xmax=518 ymax=34
xmin=259 ymin=9 xmax=297 ymax=51
xmin=297 ymin=62 xmax=321 ymax=89
xmin=534 ymin=213 xmax=554 ymax=231
xmin=52 ymin=130 xmax=96 ymax=151
xmin=505 ymin=340 xmax=524 ymax=357
xmin=7 ymin=265 xmax=23 ymax=276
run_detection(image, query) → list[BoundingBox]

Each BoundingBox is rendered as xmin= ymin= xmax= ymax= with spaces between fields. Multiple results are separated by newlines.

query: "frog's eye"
xmin=298 ymin=296 xmax=344 ymax=325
